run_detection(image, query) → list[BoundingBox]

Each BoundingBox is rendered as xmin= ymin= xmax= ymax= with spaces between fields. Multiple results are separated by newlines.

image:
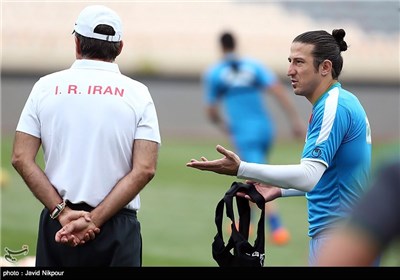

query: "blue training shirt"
xmin=203 ymin=54 xmax=277 ymax=163
xmin=302 ymin=82 xmax=372 ymax=237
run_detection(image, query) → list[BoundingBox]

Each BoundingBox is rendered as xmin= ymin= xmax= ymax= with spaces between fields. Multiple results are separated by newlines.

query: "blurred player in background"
xmin=202 ymin=31 xmax=306 ymax=245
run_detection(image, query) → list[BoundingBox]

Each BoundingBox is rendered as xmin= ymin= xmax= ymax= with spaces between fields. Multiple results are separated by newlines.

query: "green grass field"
xmin=1 ymin=136 xmax=399 ymax=266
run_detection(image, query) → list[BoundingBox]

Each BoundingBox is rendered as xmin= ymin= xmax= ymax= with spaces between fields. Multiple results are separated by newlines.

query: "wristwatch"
xmin=50 ymin=200 xmax=66 ymax=219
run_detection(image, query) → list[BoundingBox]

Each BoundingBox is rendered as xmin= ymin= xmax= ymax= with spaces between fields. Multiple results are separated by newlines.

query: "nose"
xmin=287 ymin=64 xmax=295 ymax=77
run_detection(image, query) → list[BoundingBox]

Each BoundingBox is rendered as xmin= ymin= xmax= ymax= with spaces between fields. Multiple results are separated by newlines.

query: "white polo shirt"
xmin=16 ymin=59 xmax=161 ymax=210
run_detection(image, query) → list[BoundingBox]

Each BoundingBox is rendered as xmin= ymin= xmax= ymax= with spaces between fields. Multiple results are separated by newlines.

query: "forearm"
xmin=12 ymin=132 xmax=63 ymax=211
xmin=90 ymin=171 xmax=150 ymax=227
xmin=271 ymin=83 xmax=298 ymax=118
xmin=270 ymin=83 xmax=304 ymax=133
xmin=206 ymin=106 xmax=223 ymax=125
xmin=206 ymin=106 xmax=228 ymax=134
xmin=13 ymin=158 xmax=63 ymax=212
xmin=237 ymin=160 xmax=326 ymax=192
xmin=90 ymin=139 xmax=159 ymax=227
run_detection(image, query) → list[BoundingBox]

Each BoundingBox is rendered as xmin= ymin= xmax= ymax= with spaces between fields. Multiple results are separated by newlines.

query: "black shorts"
xmin=35 ymin=202 xmax=141 ymax=267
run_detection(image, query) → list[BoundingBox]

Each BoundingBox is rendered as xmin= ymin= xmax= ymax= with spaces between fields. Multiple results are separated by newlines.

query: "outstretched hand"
xmin=186 ymin=145 xmax=241 ymax=176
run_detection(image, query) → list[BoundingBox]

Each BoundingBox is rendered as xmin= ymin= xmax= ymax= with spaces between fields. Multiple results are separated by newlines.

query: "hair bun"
xmin=332 ymin=29 xmax=348 ymax=52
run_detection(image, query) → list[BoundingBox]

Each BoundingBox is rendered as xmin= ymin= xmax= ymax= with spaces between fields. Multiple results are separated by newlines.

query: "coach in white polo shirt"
xmin=12 ymin=5 xmax=161 ymax=267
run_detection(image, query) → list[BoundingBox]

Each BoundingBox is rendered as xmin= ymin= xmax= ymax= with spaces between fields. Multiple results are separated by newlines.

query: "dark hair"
xmin=75 ymin=24 xmax=122 ymax=61
xmin=220 ymin=32 xmax=235 ymax=51
xmin=293 ymin=29 xmax=348 ymax=79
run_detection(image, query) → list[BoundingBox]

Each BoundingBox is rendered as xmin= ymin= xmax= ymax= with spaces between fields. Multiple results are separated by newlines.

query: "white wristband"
xmin=281 ymin=189 xmax=306 ymax=197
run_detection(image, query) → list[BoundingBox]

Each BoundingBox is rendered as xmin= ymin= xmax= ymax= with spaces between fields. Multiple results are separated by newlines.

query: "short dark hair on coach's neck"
xmin=75 ymin=24 xmax=121 ymax=62
xmin=220 ymin=32 xmax=235 ymax=51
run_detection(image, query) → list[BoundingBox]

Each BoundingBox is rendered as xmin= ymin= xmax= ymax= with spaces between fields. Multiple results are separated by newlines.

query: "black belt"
xmin=66 ymin=201 xmax=137 ymax=217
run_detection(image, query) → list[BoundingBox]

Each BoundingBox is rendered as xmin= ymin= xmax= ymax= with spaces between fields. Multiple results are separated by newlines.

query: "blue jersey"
xmin=203 ymin=54 xmax=277 ymax=163
xmin=302 ymin=82 xmax=372 ymax=237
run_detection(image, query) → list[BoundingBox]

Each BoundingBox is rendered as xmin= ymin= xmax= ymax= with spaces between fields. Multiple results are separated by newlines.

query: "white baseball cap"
xmin=74 ymin=5 xmax=123 ymax=42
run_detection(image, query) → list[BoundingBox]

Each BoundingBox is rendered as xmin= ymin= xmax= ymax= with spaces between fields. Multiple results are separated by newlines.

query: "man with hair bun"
xmin=187 ymin=29 xmax=374 ymax=266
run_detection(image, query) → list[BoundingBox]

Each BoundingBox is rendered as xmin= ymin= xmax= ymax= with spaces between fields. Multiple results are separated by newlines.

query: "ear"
xmin=117 ymin=41 xmax=124 ymax=56
xmin=75 ymin=36 xmax=82 ymax=58
xmin=320 ymin=59 xmax=332 ymax=77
